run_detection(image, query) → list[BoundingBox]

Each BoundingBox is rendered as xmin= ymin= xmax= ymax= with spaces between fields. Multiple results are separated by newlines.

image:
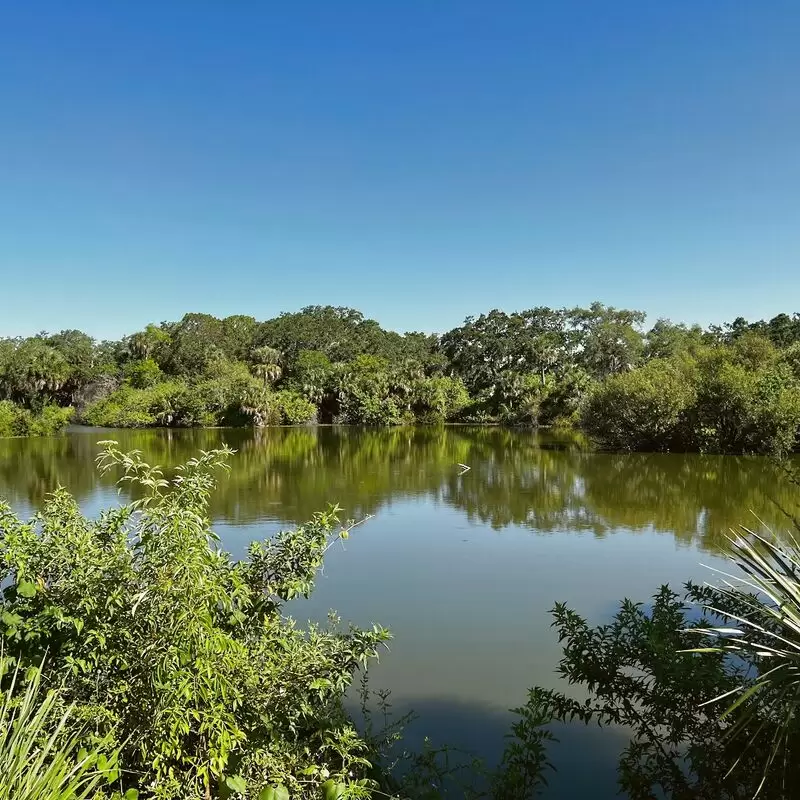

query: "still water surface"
xmin=1 ymin=426 xmax=798 ymax=797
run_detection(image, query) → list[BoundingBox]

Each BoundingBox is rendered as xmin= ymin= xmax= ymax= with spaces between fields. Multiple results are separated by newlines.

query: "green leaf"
xmin=720 ymin=682 xmax=763 ymax=720
xmin=322 ymin=779 xmax=346 ymax=800
xmin=226 ymin=775 xmax=248 ymax=795
xmin=17 ymin=580 xmax=37 ymax=598
xmin=258 ymin=786 xmax=290 ymax=800
xmin=123 ymin=791 xmax=139 ymax=800
xmin=1 ymin=611 xmax=21 ymax=627
xmin=259 ymin=787 xmax=289 ymax=800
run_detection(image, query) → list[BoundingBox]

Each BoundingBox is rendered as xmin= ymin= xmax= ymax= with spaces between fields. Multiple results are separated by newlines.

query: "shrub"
xmin=0 ymin=401 xmax=73 ymax=437
xmin=582 ymin=351 xmax=800 ymax=454
xmin=340 ymin=392 xmax=404 ymax=426
xmin=495 ymin=375 xmax=553 ymax=427
xmin=283 ymin=350 xmax=334 ymax=405
xmin=82 ymin=382 xmax=193 ymax=428
xmin=539 ymin=367 xmax=595 ymax=426
xmin=0 ymin=402 xmax=18 ymax=437
xmin=581 ymin=358 xmax=697 ymax=450
xmin=334 ymin=360 xmax=405 ymax=426
xmin=194 ymin=360 xmax=261 ymax=425
xmin=780 ymin=342 xmax=800 ymax=380
xmin=682 ymin=524 xmax=800 ymax=794
xmin=411 ymin=376 xmax=470 ymax=423
xmin=0 ymin=443 xmax=389 ymax=799
xmin=84 ymin=365 xmax=317 ymax=429
xmin=122 ymin=358 xmax=163 ymax=389
xmin=26 ymin=404 xmax=75 ymax=435
xmin=238 ymin=385 xmax=283 ymax=427
xmin=275 ymin=389 xmax=316 ymax=424
xmin=691 ymin=361 xmax=800 ymax=454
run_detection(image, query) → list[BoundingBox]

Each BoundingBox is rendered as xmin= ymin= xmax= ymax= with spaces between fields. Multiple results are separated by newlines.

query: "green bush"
xmin=411 ymin=376 xmax=470 ymax=423
xmin=0 ymin=401 xmax=73 ymax=437
xmin=682 ymin=345 xmax=800 ymax=453
xmin=122 ymin=358 xmax=163 ymax=389
xmin=494 ymin=374 xmax=552 ymax=427
xmin=333 ymin=358 xmax=403 ymax=426
xmin=0 ymin=402 xmax=17 ymax=436
xmin=581 ymin=358 xmax=697 ymax=450
xmin=780 ymin=341 xmax=800 ymax=380
xmin=340 ymin=391 xmax=404 ymax=426
xmin=539 ymin=367 xmax=595 ymax=426
xmin=275 ymin=389 xmax=316 ymax=424
xmin=27 ymin=404 xmax=74 ymax=435
xmin=691 ymin=360 xmax=800 ymax=454
xmin=0 ymin=443 xmax=389 ymax=799
xmin=282 ymin=350 xmax=333 ymax=405
xmin=82 ymin=382 xmax=191 ymax=428
xmin=83 ymin=363 xmax=317 ymax=430
xmin=513 ymin=582 xmax=800 ymax=799
xmin=582 ymin=350 xmax=800 ymax=454
xmin=194 ymin=360 xmax=261 ymax=425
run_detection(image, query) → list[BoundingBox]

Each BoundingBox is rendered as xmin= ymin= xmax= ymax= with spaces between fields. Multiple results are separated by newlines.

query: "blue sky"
xmin=1 ymin=1 xmax=799 ymax=340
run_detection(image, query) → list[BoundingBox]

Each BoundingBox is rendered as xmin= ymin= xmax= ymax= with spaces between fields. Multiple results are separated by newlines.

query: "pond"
xmin=1 ymin=426 xmax=798 ymax=797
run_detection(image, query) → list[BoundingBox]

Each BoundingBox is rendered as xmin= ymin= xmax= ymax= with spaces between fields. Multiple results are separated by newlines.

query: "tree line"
xmin=3 ymin=426 xmax=795 ymax=553
xmin=1 ymin=303 xmax=799 ymax=453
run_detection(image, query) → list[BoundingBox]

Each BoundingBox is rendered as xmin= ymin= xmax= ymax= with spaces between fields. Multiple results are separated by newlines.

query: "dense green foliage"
xmin=2 ymin=304 xmax=799 ymax=451
xmin=0 ymin=401 xmax=73 ymax=437
xmin=583 ymin=333 xmax=800 ymax=454
xmin=685 ymin=524 xmax=800 ymax=794
xmin=0 ymin=442 xmax=391 ymax=799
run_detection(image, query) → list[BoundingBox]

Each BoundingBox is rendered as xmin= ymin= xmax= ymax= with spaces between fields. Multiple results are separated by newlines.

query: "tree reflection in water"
xmin=1 ymin=426 xmax=797 ymax=554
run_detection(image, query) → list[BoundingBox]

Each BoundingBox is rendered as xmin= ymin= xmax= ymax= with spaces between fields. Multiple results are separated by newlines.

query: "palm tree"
xmin=241 ymin=385 xmax=280 ymax=427
xmin=688 ymin=516 xmax=800 ymax=794
xmin=250 ymin=346 xmax=283 ymax=385
xmin=127 ymin=324 xmax=169 ymax=361
xmin=7 ymin=341 xmax=71 ymax=404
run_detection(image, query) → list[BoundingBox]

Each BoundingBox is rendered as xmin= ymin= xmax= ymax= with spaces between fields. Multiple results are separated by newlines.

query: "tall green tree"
xmin=568 ymin=302 xmax=645 ymax=378
xmin=126 ymin=323 xmax=171 ymax=362
xmin=160 ymin=314 xmax=226 ymax=375
xmin=0 ymin=339 xmax=72 ymax=408
xmin=644 ymin=318 xmax=704 ymax=360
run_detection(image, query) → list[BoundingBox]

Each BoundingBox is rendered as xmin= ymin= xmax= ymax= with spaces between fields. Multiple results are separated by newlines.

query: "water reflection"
xmin=0 ymin=426 xmax=796 ymax=553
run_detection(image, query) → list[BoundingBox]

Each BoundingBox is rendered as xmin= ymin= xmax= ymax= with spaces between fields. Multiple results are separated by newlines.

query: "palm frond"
xmin=688 ymin=525 xmax=800 ymax=796
xmin=0 ymin=657 xmax=112 ymax=800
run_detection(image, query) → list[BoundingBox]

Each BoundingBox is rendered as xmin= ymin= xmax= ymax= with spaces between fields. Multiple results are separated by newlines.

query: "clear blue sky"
xmin=1 ymin=1 xmax=799 ymax=340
